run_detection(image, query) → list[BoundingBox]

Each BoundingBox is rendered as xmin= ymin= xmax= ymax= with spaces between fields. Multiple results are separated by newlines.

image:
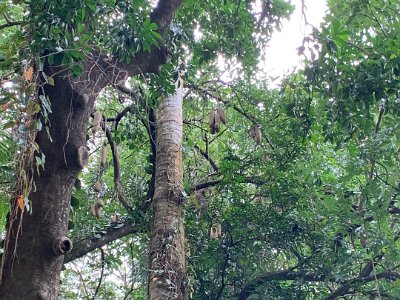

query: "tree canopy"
xmin=0 ymin=0 xmax=399 ymax=299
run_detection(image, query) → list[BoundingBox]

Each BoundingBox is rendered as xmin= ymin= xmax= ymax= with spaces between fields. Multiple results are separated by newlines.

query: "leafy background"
xmin=1 ymin=0 xmax=400 ymax=298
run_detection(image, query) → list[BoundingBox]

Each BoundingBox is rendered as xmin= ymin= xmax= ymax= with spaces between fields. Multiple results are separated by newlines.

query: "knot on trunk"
xmin=52 ymin=236 xmax=73 ymax=256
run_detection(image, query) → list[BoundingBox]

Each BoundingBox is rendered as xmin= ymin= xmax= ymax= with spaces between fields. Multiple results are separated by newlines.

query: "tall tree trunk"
xmin=148 ymin=81 xmax=187 ymax=299
xmin=0 ymin=68 xmax=97 ymax=299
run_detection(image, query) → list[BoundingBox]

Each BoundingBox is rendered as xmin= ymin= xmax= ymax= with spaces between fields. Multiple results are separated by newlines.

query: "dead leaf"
xmin=17 ymin=195 xmax=24 ymax=211
xmin=24 ymin=66 xmax=33 ymax=82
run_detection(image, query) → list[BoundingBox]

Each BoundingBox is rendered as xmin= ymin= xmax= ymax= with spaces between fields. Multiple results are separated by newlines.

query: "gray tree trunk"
xmin=148 ymin=82 xmax=187 ymax=299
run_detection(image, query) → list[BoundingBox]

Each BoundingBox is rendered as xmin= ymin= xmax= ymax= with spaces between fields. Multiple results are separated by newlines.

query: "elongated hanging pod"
xmin=92 ymin=111 xmax=102 ymax=135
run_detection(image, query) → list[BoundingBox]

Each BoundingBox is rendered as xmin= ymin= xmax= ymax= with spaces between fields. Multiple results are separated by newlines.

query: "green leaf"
xmin=149 ymin=22 xmax=158 ymax=31
xmin=70 ymin=195 xmax=80 ymax=207
xmin=70 ymin=64 xmax=83 ymax=77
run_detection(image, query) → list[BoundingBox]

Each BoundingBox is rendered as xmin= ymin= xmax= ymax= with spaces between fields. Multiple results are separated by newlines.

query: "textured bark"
xmin=0 ymin=67 xmax=98 ymax=299
xmin=0 ymin=51 xmax=125 ymax=297
xmin=0 ymin=1 xmax=184 ymax=297
xmin=148 ymin=83 xmax=187 ymax=299
xmin=64 ymin=222 xmax=139 ymax=264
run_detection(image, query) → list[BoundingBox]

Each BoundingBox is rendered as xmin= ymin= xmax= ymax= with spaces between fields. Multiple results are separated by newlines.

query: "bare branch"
xmin=92 ymin=248 xmax=105 ymax=300
xmin=189 ymin=176 xmax=268 ymax=193
xmin=104 ymin=126 xmax=134 ymax=213
xmin=0 ymin=19 xmax=23 ymax=31
xmin=194 ymin=144 xmax=219 ymax=173
xmin=105 ymin=106 xmax=133 ymax=130
xmin=139 ymin=108 xmax=157 ymax=212
xmin=64 ymin=222 xmax=139 ymax=264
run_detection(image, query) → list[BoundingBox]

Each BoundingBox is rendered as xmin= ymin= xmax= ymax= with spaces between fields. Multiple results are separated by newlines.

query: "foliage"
xmin=1 ymin=0 xmax=400 ymax=299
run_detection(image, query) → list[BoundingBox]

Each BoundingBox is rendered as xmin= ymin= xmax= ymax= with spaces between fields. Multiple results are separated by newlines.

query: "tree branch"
xmin=194 ymin=144 xmax=219 ymax=172
xmin=104 ymin=126 xmax=134 ymax=214
xmin=0 ymin=17 xmax=23 ymax=31
xmin=139 ymin=108 xmax=157 ymax=212
xmin=105 ymin=105 xmax=133 ymax=130
xmin=150 ymin=0 xmax=183 ymax=37
xmin=112 ymin=0 xmax=183 ymax=77
xmin=237 ymin=267 xmax=400 ymax=300
xmin=189 ymin=176 xmax=268 ymax=193
xmin=324 ymin=271 xmax=400 ymax=300
xmin=64 ymin=222 xmax=139 ymax=264
xmin=215 ymin=243 xmax=230 ymax=299
xmin=92 ymin=248 xmax=105 ymax=300
xmin=66 ymin=0 xmax=183 ymax=94
xmin=188 ymin=84 xmax=275 ymax=149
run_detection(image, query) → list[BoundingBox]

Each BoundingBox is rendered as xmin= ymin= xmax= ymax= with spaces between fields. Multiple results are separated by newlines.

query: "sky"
xmin=263 ymin=0 xmax=328 ymax=79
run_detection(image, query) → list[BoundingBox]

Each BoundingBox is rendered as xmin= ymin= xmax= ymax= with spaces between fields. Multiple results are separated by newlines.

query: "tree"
xmin=148 ymin=80 xmax=186 ymax=299
xmin=1 ymin=0 xmax=400 ymax=299
xmin=0 ymin=0 xmax=183 ymax=298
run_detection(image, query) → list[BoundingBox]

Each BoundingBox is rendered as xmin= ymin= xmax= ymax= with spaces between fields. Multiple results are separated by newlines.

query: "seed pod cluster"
xmin=217 ymin=109 xmax=226 ymax=124
xmin=92 ymin=111 xmax=103 ymax=135
xmin=209 ymin=109 xmax=226 ymax=134
xmin=195 ymin=191 xmax=207 ymax=219
xmin=111 ymin=213 xmax=120 ymax=224
xmin=90 ymin=199 xmax=104 ymax=218
xmin=94 ymin=180 xmax=101 ymax=193
xmin=360 ymin=234 xmax=368 ymax=249
xmin=249 ymin=125 xmax=262 ymax=145
xmin=209 ymin=223 xmax=222 ymax=239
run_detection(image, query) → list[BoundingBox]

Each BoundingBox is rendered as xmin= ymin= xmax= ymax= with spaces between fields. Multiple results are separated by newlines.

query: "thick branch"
xmin=190 ymin=179 xmax=223 ymax=192
xmin=64 ymin=222 xmax=138 ymax=264
xmin=75 ymin=0 xmax=183 ymax=91
xmin=150 ymin=0 xmax=183 ymax=37
xmin=324 ymin=253 xmax=384 ymax=300
xmin=114 ymin=0 xmax=183 ymax=77
xmin=324 ymin=271 xmax=400 ymax=300
xmin=360 ymin=253 xmax=384 ymax=277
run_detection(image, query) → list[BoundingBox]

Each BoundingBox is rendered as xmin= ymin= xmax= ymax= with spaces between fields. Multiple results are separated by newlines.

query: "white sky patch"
xmin=2 ymin=81 xmax=13 ymax=88
xmin=211 ymin=0 xmax=328 ymax=85
xmin=194 ymin=24 xmax=204 ymax=41
xmin=216 ymin=54 xmax=243 ymax=83
xmin=263 ymin=0 xmax=328 ymax=80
